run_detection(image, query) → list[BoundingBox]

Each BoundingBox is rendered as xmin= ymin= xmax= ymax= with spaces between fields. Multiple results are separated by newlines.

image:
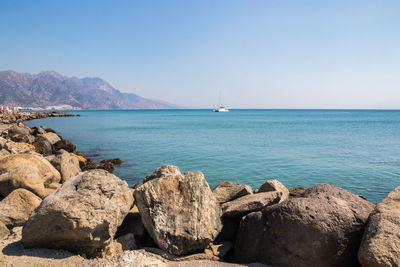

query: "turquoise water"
xmin=26 ymin=110 xmax=400 ymax=203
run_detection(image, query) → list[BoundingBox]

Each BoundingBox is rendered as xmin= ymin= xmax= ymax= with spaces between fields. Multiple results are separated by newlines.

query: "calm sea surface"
xmin=26 ymin=110 xmax=400 ymax=203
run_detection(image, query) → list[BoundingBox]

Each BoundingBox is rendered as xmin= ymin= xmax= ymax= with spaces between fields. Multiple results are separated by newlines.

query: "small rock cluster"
xmin=0 ymin=112 xmax=399 ymax=266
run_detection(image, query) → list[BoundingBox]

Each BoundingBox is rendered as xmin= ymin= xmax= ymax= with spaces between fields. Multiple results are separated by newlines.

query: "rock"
xmin=0 ymin=154 xmax=61 ymax=198
xmin=254 ymin=180 xmax=289 ymax=203
xmin=0 ymin=137 xmax=7 ymax=148
xmin=32 ymin=136 xmax=54 ymax=156
xmin=80 ymin=158 xmax=97 ymax=171
xmin=31 ymin=126 xmax=46 ymax=136
xmin=143 ymin=164 xmax=181 ymax=183
xmin=46 ymin=149 xmax=81 ymax=183
xmin=97 ymin=161 xmax=114 ymax=172
xmin=209 ymin=240 xmax=234 ymax=261
xmin=116 ymin=208 xmax=147 ymax=241
xmin=101 ymin=158 xmax=123 ymax=165
xmin=70 ymin=152 xmax=87 ymax=166
xmin=0 ymin=221 xmax=9 ymax=240
xmin=358 ymin=186 xmax=400 ymax=267
xmin=134 ymin=171 xmax=222 ymax=255
xmin=0 ymin=149 xmax=10 ymax=158
xmin=22 ymin=169 xmax=134 ymax=257
xmin=116 ymin=233 xmax=137 ymax=251
xmin=38 ymin=132 xmax=61 ymax=145
xmin=217 ymin=217 xmax=241 ymax=241
xmin=53 ymin=139 xmax=76 ymax=152
xmin=0 ymin=188 xmax=42 ymax=228
xmin=234 ymin=184 xmax=374 ymax=267
xmin=289 ymin=186 xmax=308 ymax=197
xmin=4 ymin=141 xmax=35 ymax=154
xmin=221 ymin=191 xmax=282 ymax=218
xmin=7 ymin=125 xmax=34 ymax=143
xmin=212 ymin=181 xmax=252 ymax=204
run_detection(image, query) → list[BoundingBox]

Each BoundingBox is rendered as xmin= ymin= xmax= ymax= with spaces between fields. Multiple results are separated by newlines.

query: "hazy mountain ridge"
xmin=0 ymin=70 xmax=181 ymax=109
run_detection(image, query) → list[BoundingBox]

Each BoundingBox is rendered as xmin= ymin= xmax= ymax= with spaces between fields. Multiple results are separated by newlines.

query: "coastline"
xmin=0 ymin=112 xmax=398 ymax=266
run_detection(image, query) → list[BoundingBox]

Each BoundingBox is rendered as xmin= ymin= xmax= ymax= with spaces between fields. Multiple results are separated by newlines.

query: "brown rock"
xmin=254 ymin=180 xmax=289 ymax=203
xmin=0 ymin=221 xmax=10 ymax=240
xmin=33 ymin=136 xmax=54 ymax=156
xmin=116 ymin=208 xmax=147 ymax=241
xmin=38 ymin=132 xmax=61 ymax=145
xmin=0 ymin=154 xmax=61 ymax=198
xmin=289 ymin=186 xmax=308 ymax=197
xmin=221 ymin=191 xmax=282 ymax=218
xmin=46 ymin=149 xmax=81 ymax=183
xmin=234 ymin=184 xmax=375 ymax=267
xmin=358 ymin=186 xmax=400 ymax=267
xmin=22 ymin=169 xmax=134 ymax=257
xmin=134 ymin=171 xmax=222 ymax=255
xmin=101 ymin=158 xmax=123 ymax=165
xmin=143 ymin=164 xmax=181 ymax=183
xmin=0 ymin=188 xmax=42 ymax=228
xmin=4 ymin=141 xmax=35 ymax=154
xmin=53 ymin=139 xmax=76 ymax=152
xmin=212 ymin=181 xmax=252 ymax=204
xmin=0 ymin=149 xmax=10 ymax=159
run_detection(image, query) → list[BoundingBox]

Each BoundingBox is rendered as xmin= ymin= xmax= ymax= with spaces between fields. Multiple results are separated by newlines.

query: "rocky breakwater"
xmin=0 ymin=111 xmax=79 ymax=124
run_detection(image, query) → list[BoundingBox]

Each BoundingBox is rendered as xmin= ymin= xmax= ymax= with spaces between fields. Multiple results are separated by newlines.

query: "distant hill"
xmin=0 ymin=70 xmax=182 ymax=109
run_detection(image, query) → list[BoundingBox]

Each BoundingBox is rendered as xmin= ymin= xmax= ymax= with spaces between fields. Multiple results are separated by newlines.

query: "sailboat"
xmin=213 ymin=91 xmax=229 ymax=112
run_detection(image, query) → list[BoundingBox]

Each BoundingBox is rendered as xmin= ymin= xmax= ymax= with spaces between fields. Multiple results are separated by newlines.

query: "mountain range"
xmin=0 ymin=70 xmax=181 ymax=109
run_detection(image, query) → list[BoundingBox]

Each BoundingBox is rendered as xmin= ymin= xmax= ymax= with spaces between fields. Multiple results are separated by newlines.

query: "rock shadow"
xmin=2 ymin=240 xmax=78 ymax=259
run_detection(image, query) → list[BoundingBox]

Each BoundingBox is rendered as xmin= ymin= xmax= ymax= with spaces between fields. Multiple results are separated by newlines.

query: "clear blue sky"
xmin=1 ymin=0 xmax=399 ymax=108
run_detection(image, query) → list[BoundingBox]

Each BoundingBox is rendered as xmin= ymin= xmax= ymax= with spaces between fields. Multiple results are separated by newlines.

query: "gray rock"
xmin=254 ymin=180 xmax=289 ymax=203
xmin=212 ymin=181 xmax=252 ymax=204
xmin=22 ymin=169 xmax=134 ymax=257
xmin=358 ymin=186 xmax=400 ymax=267
xmin=134 ymin=171 xmax=222 ymax=255
xmin=0 ymin=188 xmax=42 ymax=228
xmin=143 ymin=164 xmax=181 ymax=183
xmin=46 ymin=149 xmax=81 ymax=183
xmin=234 ymin=184 xmax=374 ymax=267
xmin=221 ymin=191 xmax=282 ymax=218
xmin=116 ymin=233 xmax=137 ymax=251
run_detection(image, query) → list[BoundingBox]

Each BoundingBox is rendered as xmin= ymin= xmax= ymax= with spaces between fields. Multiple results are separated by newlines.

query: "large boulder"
xmin=134 ymin=171 xmax=222 ymax=255
xmin=22 ymin=169 xmax=134 ymax=257
xmin=46 ymin=149 xmax=81 ymax=183
xmin=358 ymin=186 xmax=400 ymax=267
xmin=234 ymin=184 xmax=374 ymax=267
xmin=254 ymin=179 xmax=289 ymax=203
xmin=0 ymin=188 xmax=42 ymax=228
xmin=221 ymin=191 xmax=282 ymax=218
xmin=4 ymin=141 xmax=35 ymax=154
xmin=212 ymin=181 xmax=252 ymax=204
xmin=0 ymin=154 xmax=61 ymax=198
xmin=6 ymin=125 xmax=34 ymax=143
xmin=143 ymin=164 xmax=181 ymax=183
xmin=33 ymin=136 xmax=54 ymax=156
xmin=53 ymin=139 xmax=76 ymax=152
xmin=38 ymin=132 xmax=61 ymax=145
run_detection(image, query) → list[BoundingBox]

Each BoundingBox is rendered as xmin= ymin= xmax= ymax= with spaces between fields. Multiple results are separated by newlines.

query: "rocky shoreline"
xmin=0 ymin=112 xmax=398 ymax=267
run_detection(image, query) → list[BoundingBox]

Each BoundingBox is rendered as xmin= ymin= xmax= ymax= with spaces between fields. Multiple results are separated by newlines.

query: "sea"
xmin=26 ymin=109 xmax=400 ymax=203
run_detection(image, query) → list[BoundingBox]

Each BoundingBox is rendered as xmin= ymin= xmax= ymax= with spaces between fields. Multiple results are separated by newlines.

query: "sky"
xmin=0 ymin=0 xmax=399 ymax=109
